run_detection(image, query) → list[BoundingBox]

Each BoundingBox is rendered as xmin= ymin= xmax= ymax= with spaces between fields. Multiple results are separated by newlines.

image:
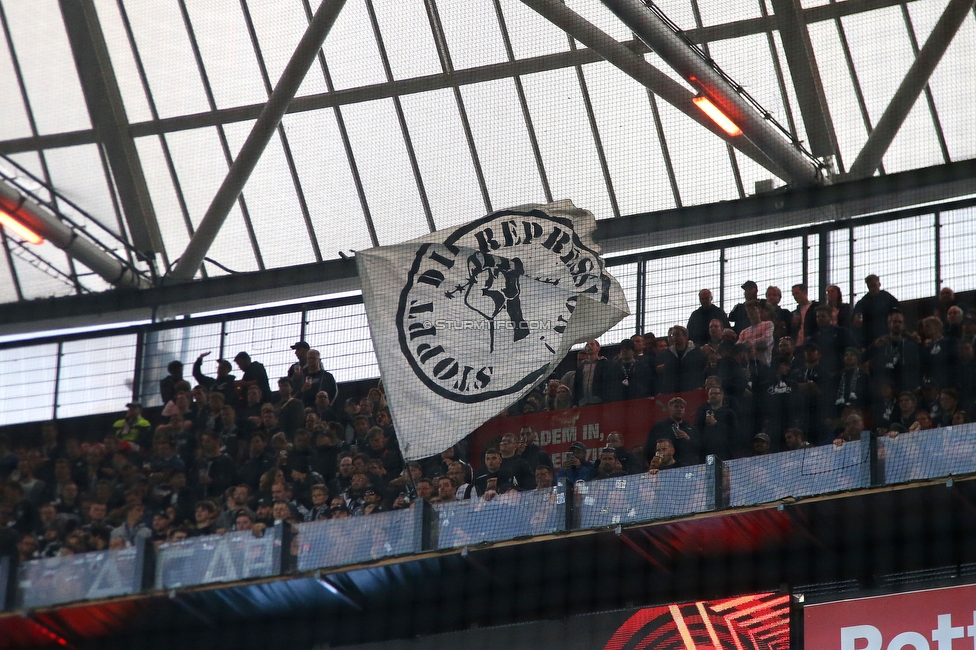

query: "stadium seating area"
xmin=2 ymin=275 xmax=976 ymax=595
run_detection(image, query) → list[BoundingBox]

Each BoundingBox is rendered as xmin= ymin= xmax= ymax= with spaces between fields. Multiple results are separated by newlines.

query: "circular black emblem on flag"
xmin=396 ymin=209 xmax=610 ymax=403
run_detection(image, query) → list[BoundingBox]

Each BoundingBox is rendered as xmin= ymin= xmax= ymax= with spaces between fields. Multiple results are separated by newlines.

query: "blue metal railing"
xmin=7 ymin=423 xmax=976 ymax=611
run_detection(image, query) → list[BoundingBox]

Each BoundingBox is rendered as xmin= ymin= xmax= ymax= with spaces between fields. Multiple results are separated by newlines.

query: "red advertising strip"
xmin=804 ymin=583 xmax=976 ymax=650
xmin=469 ymin=391 xmax=707 ymax=469
xmin=604 ymin=591 xmax=790 ymax=650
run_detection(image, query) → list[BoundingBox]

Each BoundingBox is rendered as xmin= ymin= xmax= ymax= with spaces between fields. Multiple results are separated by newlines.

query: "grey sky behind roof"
xmin=0 ymin=0 xmax=974 ymax=304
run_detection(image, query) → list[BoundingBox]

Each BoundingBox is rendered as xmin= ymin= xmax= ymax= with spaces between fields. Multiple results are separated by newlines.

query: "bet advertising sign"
xmin=804 ymin=583 xmax=976 ymax=650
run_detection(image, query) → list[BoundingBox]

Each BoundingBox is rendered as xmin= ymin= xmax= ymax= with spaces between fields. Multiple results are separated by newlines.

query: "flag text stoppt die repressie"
xmin=357 ymin=200 xmax=630 ymax=461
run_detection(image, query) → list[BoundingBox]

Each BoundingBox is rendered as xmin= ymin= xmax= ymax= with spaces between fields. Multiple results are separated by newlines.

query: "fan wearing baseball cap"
xmin=729 ymin=280 xmax=760 ymax=334
xmin=287 ymin=341 xmax=310 ymax=393
xmin=555 ymin=441 xmax=596 ymax=483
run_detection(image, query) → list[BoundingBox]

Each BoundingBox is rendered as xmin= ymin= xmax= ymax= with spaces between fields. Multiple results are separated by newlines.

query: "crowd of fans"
xmin=1 ymin=274 xmax=973 ymax=567
xmin=552 ymin=279 xmax=976 ymax=455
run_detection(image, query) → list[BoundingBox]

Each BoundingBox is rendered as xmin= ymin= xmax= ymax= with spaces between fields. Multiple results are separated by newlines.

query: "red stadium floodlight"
xmin=693 ymin=95 xmax=743 ymax=137
xmin=0 ymin=208 xmax=44 ymax=244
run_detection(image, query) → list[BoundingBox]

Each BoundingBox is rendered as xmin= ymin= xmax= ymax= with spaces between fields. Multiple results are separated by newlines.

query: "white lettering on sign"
xmin=538 ymin=427 xmax=579 ymax=447
xmin=841 ymin=613 xmax=976 ymax=650
xmin=582 ymin=423 xmax=601 ymax=441
xmin=203 ymin=538 xmax=239 ymax=583
xmin=932 ymin=614 xmax=965 ymax=650
xmin=86 ymin=554 xmax=125 ymax=599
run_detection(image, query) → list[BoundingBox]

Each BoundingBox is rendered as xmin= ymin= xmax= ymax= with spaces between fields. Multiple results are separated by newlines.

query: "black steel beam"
xmin=1 ymin=158 xmax=973 ymax=331
xmin=58 ymin=0 xmax=164 ymax=256
xmin=593 ymin=157 xmax=976 ymax=251
xmin=847 ymin=0 xmax=976 ymax=179
xmin=0 ymin=255 xmax=360 ymax=329
xmin=0 ymin=0 xmax=926 ymax=157
xmin=770 ymin=0 xmax=841 ymax=160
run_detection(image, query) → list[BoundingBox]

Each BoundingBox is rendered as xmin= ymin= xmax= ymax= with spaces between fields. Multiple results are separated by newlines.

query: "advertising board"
xmin=804 ymin=583 xmax=976 ymax=650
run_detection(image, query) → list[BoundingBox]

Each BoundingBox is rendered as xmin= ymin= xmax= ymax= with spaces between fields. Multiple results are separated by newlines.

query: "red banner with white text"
xmin=804 ymin=583 xmax=976 ymax=650
xmin=469 ymin=391 xmax=707 ymax=470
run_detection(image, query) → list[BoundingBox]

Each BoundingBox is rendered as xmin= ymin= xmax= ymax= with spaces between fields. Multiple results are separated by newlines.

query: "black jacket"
xmin=659 ymin=344 xmax=706 ymax=393
xmin=239 ymin=452 xmax=275 ymax=492
xmin=300 ymin=368 xmax=338 ymax=408
xmin=645 ymin=419 xmax=702 ymax=467
xmin=193 ymin=453 xmax=238 ymax=499
xmin=193 ymin=357 xmax=238 ymax=405
xmin=687 ymin=305 xmax=729 ymax=346
xmin=604 ymin=357 xmax=654 ymax=402
xmin=573 ymin=358 xmax=609 ymax=406
xmin=500 ymin=454 xmax=535 ymax=489
xmin=473 ymin=468 xmax=515 ymax=496
xmin=693 ymin=402 xmax=741 ymax=460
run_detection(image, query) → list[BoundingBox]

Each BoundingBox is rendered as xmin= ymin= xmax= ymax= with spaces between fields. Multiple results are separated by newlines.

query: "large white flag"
xmin=357 ymin=201 xmax=630 ymax=461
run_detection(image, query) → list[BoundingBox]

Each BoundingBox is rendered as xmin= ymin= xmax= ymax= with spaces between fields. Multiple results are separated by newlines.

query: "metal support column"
xmin=818 ymin=227 xmax=830 ymax=302
xmin=848 ymin=225 xmax=855 ymax=303
xmin=59 ymin=0 xmax=165 ymax=258
xmin=802 ymin=233 xmax=809 ymax=289
xmin=769 ymin=0 xmax=841 ymax=161
xmin=168 ymin=0 xmax=348 ymax=282
xmin=635 ymin=260 xmax=646 ymax=334
xmin=53 ymin=341 xmax=63 ymax=421
xmin=599 ymin=0 xmax=821 ymax=185
xmin=847 ymin=0 xmax=975 ymax=179
xmin=934 ymin=211 xmax=942 ymax=292
xmin=132 ymin=329 xmax=145 ymax=405
xmin=719 ymin=247 xmax=726 ymax=310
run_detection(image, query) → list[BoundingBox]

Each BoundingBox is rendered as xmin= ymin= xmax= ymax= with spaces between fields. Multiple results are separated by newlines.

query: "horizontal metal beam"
xmin=0 ymin=181 xmax=150 ymax=290
xmin=596 ymin=157 xmax=976 ymax=256
xmin=0 ymin=129 xmax=96 ymax=156
xmin=0 ymin=0 xmax=923 ymax=156
xmin=2 ymin=158 xmax=973 ymax=334
xmin=0 ymin=256 xmax=359 ymax=336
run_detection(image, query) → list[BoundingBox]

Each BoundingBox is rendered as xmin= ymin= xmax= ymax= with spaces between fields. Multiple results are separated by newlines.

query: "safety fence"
xmin=433 ymin=483 xmax=570 ymax=549
xmin=3 ymin=196 xmax=975 ymax=428
xmin=295 ymin=505 xmax=426 ymax=572
xmin=727 ymin=436 xmax=872 ymax=507
xmin=154 ymin=525 xmax=282 ymax=590
xmin=877 ymin=422 xmax=976 ymax=485
xmin=577 ymin=459 xmax=720 ymax=529
xmin=16 ymin=542 xmax=147 ymax=609
xmin=7 ymin=424 xmax=976 ymax=611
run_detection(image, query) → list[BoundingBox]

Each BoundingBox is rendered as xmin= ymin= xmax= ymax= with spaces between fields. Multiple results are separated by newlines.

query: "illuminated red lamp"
xmin=0 ymin=209 xmax=44 ymax=244
xmin=692 ymin=95 xmax=743 ymax=137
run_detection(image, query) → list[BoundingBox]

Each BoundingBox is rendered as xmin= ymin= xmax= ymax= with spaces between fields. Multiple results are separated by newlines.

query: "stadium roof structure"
xmin=0 ymin=0 xmax=974 ymax=326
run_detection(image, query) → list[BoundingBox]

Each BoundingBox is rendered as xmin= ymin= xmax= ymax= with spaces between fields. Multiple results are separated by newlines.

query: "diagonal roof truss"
xmin=0 ymin=0 xmax=972 ymax=308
